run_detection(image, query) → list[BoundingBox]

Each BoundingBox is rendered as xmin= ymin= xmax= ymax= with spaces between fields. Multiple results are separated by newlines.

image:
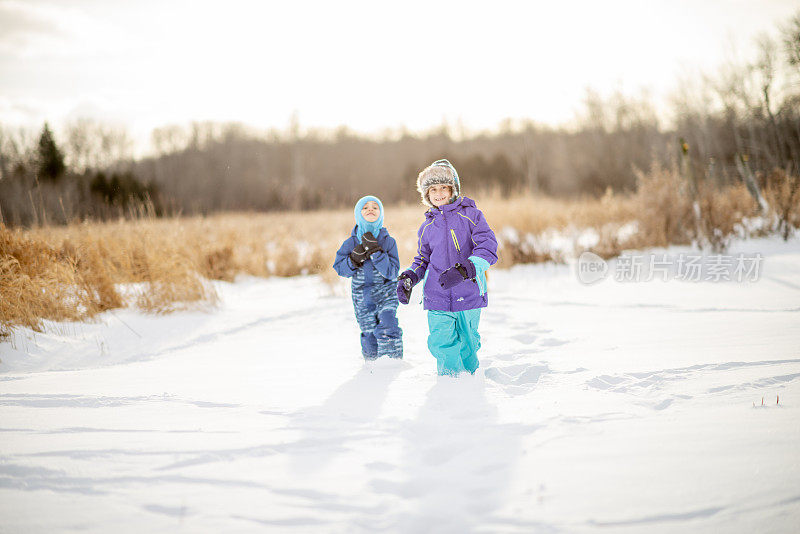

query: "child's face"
xmin=361 ymin=200 xmax=380 ymax=222
xmin=428 ymin=185 xmax=453 ymax=207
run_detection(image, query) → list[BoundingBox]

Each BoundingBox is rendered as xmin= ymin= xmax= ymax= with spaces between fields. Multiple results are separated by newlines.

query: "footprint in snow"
xmin=511 ymin=333 xmax=538 ymax=345
xmin=485 ymin=363 xmax=550 ymax=394
xmin=493 ymin=348 xmax=544 ymax=361
xmin=539 ymin=337 xmax=568 ymax=347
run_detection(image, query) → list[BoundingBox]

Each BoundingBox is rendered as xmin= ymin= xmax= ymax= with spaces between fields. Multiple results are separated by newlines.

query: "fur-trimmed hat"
xmin=416 ymin=159 xmax=461 ymax=207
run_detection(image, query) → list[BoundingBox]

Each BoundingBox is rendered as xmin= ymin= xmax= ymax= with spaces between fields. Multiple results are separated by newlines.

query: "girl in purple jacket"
xmin=397 ymin=159 xmax=498 ymax=376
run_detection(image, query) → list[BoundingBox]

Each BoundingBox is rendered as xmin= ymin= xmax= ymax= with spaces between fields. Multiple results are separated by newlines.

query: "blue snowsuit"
xmin=333 ymin=197 xmax=403 ymax=359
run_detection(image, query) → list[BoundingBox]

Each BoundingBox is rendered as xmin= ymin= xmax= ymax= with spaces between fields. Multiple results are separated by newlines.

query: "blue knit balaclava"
xmin=354 ymin=195 xmax=384 ymax=239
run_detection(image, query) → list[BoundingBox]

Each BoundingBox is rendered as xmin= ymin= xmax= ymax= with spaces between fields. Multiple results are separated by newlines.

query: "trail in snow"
xmin=1 ymin=236 xmax=799 ymax=533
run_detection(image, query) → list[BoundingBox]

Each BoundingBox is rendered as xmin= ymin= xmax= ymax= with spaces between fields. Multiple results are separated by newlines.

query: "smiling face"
xmin=361 ymin=200 xmax=380 ymax=222
xmin=427 ymin=184 xmax=453 ymax=207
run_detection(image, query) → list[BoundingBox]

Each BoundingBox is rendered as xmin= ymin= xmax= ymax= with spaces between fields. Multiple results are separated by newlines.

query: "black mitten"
xmin=361 ymin=232 xmax=382 ymax=258
xmin=439 ymin=261 xmax=477 ymax=289
xmin=349 ymin=243 xmax=367 ymax=268
xmin=396 ymin=270 xmax=418 ymax=305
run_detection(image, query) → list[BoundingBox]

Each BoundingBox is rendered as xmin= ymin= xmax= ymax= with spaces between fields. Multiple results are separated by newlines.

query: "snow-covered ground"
xmin=1 ymin=236 xmax=799 ymax=533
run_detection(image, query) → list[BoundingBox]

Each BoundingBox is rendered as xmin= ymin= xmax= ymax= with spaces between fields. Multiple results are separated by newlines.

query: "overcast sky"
xmin=1 ymin=0 xmax=798 ymax=153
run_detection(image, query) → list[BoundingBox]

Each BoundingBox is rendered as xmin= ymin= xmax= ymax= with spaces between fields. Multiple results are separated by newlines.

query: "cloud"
xmin=0 ymin=0 xmax=130 ymax=60
xmin=0 ymin=1 xmax=72 ymax=55
xmin=0 ymin=1 xmax=64 ymax=39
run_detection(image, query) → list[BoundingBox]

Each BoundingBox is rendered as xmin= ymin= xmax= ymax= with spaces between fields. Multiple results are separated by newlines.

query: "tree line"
xmin=1 ymin=12 xmax=798 ymax=227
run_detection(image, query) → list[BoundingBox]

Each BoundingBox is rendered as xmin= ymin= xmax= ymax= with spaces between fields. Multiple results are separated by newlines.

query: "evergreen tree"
xmin=36 ymin=123 xmax=66 ymax=181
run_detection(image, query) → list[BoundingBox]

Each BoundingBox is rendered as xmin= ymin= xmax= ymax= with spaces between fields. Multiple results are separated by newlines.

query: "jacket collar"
xmin=351 ymin=225 xmax=387 ymax=239
xmin=425 ymin=196 xmax=475 ymax=218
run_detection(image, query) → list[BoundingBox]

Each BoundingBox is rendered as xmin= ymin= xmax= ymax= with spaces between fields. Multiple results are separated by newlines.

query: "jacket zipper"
xmin=442 ymin=209 xmax=453 ymax=310
xmin=450 ymin=229 xmax=461 ymax=253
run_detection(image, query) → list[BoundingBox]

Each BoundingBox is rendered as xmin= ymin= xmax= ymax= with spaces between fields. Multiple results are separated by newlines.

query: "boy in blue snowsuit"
xmin=333 ymin=196 xmax=403 ymax=360
xmin=396 ymin=160 xmax=498 ymax=376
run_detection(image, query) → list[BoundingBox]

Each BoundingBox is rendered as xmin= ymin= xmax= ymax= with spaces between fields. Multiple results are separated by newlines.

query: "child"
xmin=397 ymin=159 xmax=498 ymax=376
xmin=334 ymin=195 xmax=403 ymax=360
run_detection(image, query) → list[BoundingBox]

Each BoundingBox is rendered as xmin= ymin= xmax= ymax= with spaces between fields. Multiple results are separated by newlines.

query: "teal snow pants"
xmin=427 ymin=309 xmax=481 ymax=376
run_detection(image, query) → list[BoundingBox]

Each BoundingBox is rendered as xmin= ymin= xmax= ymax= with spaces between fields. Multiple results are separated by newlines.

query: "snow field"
xmin=1 ymin=236 xmax=799 ymax=533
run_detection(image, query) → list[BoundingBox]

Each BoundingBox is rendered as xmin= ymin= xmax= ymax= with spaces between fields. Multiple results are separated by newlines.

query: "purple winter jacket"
xmin=408 ymin=196 xmax=498 ymax=312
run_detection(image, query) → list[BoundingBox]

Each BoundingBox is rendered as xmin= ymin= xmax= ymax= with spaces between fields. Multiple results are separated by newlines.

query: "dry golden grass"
xmin=2 ymin=169 xmax=796 ymax=337
xmin=696 ymin=182 xmax=762 ymax=252
xmin=1 ymin=226 xmax=87 ymax=336
xmin=763 ymin=168 xmax=800 ymax=240
xmin=630 ymin=166 xmax=763 ymax=252
xmin=1 ymin=218 xmax=218 ymax=337
xmin=630 ymin=165 xmax=696 ymax=248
